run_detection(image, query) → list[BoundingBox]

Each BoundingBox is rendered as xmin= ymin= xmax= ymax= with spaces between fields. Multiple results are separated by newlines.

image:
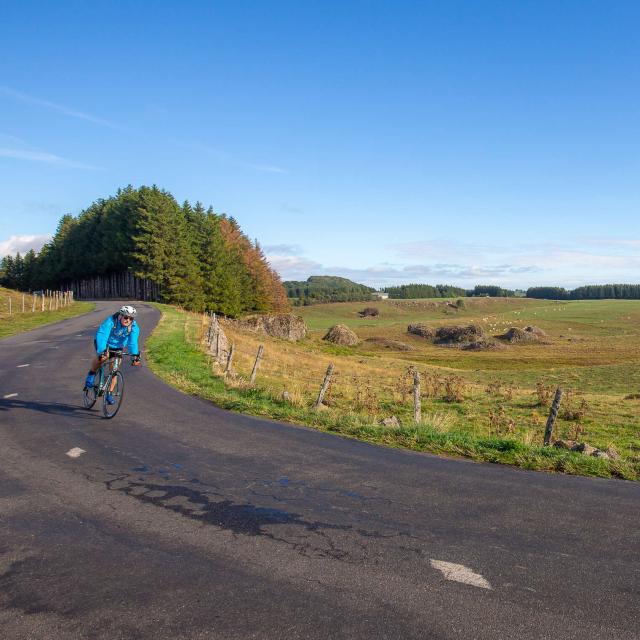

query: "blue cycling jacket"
xmin=95 ymin=314 xmax=140 ymax=355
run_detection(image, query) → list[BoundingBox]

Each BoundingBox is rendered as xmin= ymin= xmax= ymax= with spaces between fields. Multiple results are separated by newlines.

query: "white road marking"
xmin=3 ymin=393 xmax=18 ymax=398
xmin=430 ymin=560 xmax=492 ymax=590
xmin=17 ymin=364 xmax=30 ymax=368
xmin=66 ymin=447 xmax=86 ymax=459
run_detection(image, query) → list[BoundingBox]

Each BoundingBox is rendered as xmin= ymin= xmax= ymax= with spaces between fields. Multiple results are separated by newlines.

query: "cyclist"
xmin=84 ymin=305 xmax=141 ymax=404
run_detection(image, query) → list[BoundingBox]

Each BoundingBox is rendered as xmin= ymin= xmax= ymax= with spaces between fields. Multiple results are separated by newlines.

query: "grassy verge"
xmin=0 ymin=288 xmax=94 ymax=339
xmin=145 ymin=304 xmax=639 ymax=481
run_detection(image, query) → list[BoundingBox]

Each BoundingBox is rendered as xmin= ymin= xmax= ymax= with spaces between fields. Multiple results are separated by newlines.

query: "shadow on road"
xmin=0 ymin=398 xmax=98 ymax=419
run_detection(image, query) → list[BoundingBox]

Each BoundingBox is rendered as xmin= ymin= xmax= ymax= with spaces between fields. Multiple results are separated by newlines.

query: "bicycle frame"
xmin=96 ymin=352 xmax=123 ymax=396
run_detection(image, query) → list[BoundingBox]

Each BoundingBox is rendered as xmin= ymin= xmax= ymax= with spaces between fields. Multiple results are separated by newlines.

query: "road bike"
xmin=82 ymin=349 xmax=130 ymax=418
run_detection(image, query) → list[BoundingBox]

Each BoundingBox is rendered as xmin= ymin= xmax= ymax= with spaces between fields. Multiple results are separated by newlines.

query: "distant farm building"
xmin=371 ymin=292 xmax=389 ymax=300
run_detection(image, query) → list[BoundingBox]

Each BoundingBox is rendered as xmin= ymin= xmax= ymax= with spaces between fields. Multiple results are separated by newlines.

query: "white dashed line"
xmin=430 ymin=560 xmax=492 ymax=590
xmin=17 ymin=364 xmax=30 ymax=368
xmin=66 ymin=447 xmax=86 ymax=459
xmin=3 ymin=393 xmax=18 ymax=399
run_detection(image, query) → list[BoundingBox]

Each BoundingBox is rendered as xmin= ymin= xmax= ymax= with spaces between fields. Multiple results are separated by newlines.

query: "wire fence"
xmin=1 ymin=290 xmax=75 ymax=319
xmin=188 ymin=311 xmax=571 ymax=440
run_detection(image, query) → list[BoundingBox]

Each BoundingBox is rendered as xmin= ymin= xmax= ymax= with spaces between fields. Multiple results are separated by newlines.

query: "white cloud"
xmin=265 ymin=253 xmax=323 ymax=279
xmin=0 ymin=86 xmax=119 ymax=129
xmin=265 ymin=243 xmax=542 ymax=286
xmin=250 ymin=163 xmax=287 ymax=174
xmin=0 ymin=147 xmax=100 ymax=170
xmin=263 ymin=243 xmax=304 ymax=256
xmin=0 ymin=234 xmax=51 ymax=256
xmin=266 ymin=235 xmax=640 ymax=288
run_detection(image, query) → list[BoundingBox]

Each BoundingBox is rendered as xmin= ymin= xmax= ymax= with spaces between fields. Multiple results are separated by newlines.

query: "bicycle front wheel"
xmin=102 ymin=370 xmax=124 ymax=419
xmin=82 ymin=384 xmax=97 ymax=409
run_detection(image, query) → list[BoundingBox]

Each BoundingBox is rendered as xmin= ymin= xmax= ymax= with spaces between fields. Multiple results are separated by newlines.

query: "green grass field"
xmin=299 ymin=297 xmax=640 ymax=393
xmin=145 ymin=300 xmax=640 ymax=481
xmin=0 ymin=286 xmax=94 ymax=338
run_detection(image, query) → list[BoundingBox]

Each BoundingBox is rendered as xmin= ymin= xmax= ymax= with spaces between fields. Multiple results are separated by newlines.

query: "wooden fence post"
xmin=225 ymin=342 xmax=235 ymax=374
xmin=206 ymin=312 xmax=216 ymax=347
xmin=544 ymin=388 xmax=563 ymax=445
xmin=8 ymin=297 xmax=11 ymax=316
xmin=32 ymin=294 xmax=36 ymax=312
xmin=413 ymin=370 xmax=421 ymax=424
xmin=250 ymin=345 xmax=264 ymax=384
xmin=315 ymin=364 xmax=335 ymax=409
xmin=22 ymin=294 xmax=25 ymax=313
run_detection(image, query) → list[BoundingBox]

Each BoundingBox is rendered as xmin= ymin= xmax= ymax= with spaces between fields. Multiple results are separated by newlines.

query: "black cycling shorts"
xmin=94 ymin=339 xmax=122 ymax=357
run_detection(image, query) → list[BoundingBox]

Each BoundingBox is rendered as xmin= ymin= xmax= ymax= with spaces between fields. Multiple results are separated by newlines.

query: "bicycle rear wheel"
xmin=102 ymin=370 xmax=124 ymax=419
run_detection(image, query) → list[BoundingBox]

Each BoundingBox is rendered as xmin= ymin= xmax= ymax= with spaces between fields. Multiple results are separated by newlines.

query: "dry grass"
xmin=181 ymin=298 xmax=640 ymax=462
xmin=0 ymin=286 xmax=92 ymax=338
xmin=147 ymin=304 xmax=640 ymax=480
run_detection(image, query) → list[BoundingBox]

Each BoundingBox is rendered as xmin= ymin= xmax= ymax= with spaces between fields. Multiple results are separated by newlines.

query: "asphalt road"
xmin=1 ymin=302 xmax=638 ymax=639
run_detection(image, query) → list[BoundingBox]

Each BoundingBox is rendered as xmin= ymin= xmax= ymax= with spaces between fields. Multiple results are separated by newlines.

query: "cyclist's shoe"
xmin=85 ymin=373 xmax=95 ymax=389
xmin=106 ymin=393 xmax=116 ymax=405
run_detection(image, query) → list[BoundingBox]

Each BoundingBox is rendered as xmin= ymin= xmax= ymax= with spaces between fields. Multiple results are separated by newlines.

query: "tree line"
xmin=527 ymin=284 xmax=640 ymax=300
xmin=384 ymin=284 xmax=518 ymax=298
xmin=384 ymin=283 xmax=467 ymax=299
xmin=0 ymin=185 xmax=289 ymax=316
xmin=284 ymin=276 xmax=374 ymax=305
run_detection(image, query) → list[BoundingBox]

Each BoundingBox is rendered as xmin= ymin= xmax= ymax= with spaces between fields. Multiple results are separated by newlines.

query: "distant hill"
xmin=284 ymin=276 xmax=375 ymax=305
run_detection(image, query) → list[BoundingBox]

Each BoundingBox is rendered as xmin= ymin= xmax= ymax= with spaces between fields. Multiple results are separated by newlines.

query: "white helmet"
xmin=119 ymin=305 xmax=137 ymax=317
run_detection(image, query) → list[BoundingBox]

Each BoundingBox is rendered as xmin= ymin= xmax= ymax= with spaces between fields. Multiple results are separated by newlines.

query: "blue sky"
xmin=1 ymin=1 xmax=638 ymax=289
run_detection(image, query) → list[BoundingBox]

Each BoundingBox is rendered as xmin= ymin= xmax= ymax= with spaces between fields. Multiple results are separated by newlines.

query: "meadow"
xmin=0 ymin=286 xmax=94 ymax=338
xmin=146 ymin=298 xmax=640 ymax=480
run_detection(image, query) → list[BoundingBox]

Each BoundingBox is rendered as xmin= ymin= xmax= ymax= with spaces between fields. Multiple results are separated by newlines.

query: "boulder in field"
xmin=435 ymin=324 xmax=484 ymax=345
xmin=407 ymin=323 xmax=435 ymax=339
xmin=572 ymin=442 xmax=598 ymax=456
xmin=359 ymin=307 xmax=379 ymax=317
xmin=499 ymin=327 xmax=540 ymax=344
xmin=553 ymin=439 xmax=578 ymax=450
xmin=323 ymin=324 xmax=359 ymax=346
xmin=461 ymin=338 xmax=505 ymax=351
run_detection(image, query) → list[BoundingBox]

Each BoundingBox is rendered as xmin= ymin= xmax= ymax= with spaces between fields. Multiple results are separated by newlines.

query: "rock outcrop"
xmin=500 ymin=326 xmax=546 ymax=344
